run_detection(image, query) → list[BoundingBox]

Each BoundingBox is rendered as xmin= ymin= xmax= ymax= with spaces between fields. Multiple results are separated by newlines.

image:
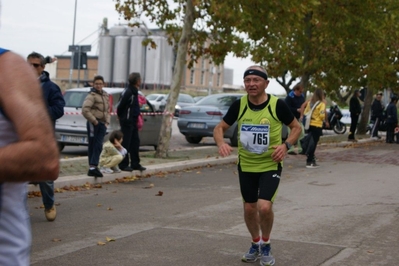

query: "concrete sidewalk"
xmin=29 ymin=136 xmax=384 ymax=192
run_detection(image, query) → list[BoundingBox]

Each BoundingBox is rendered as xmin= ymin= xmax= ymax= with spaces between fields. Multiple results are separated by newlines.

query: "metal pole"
xmin=68 ymin=0 xmax=78 ymax=89
xmin=77 ymin=46 xmax=81 ymax=87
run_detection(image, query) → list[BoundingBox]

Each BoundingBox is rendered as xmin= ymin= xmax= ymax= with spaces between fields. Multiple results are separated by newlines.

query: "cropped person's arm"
xmin=0 ymin=52 xmax=59 ymax=182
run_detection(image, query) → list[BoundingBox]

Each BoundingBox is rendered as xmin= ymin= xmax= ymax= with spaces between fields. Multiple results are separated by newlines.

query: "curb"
xmin=29 ymin=137 xmax=382 ymax=192
xmin=28 ymin=154 xmax=237 ymax=192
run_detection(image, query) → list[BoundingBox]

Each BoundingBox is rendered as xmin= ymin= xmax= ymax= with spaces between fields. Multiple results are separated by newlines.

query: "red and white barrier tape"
xmin=64 ymin=111 xmax=174 ymax=117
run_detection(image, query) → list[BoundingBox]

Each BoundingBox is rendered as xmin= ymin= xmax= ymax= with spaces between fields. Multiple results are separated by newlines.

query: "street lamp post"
xmin=68 ymin=0 xmax=78 ymax=89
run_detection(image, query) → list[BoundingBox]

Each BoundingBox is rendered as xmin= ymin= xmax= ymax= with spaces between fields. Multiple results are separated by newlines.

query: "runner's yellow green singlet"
xmin=237 ymin=94 xmax=283 ymax=172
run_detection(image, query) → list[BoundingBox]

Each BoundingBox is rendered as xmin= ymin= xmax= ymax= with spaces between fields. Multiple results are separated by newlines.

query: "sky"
xmin=0 ymin=0 xmax=286 ymax=94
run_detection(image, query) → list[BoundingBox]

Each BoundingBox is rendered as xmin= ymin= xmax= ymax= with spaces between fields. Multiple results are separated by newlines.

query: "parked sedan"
xmin=146 ymin=93 xmax=167 ymax=111
xmin=55 ymin=87 xmax=163 ymax=151
xmin=162 ymin=93 xmax=196 ymax=117
xmin=177 ymin=93 xmax=244 ymax=146
xmin=177 ymin=93 xmax=289 ymax=146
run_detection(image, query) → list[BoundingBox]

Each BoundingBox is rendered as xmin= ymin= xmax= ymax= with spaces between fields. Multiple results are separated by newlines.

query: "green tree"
xmin=114 ymin=0 xmax=249 ymax=158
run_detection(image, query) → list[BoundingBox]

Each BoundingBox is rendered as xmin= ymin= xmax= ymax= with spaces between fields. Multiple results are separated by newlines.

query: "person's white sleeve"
xmin=119 ymin=147 xmax=128 ymax=157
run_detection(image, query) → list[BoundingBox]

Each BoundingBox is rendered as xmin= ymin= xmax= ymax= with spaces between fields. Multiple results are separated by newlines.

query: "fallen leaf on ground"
xmin=97 ymin=241 xmax=106 ymax=246
xmin=156 ymin=191 xmax=163 ymax=196
xmin=106 ymin=237 xmax=115 ymax=242
xmin=144 ymin=183 xmax=154 ymax=189
xmin=52 ymin=238 xmax=62 ymax=242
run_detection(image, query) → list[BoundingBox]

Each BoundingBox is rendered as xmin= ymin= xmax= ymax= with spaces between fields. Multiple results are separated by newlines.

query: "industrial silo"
xmin=112 ymin=36 xmax=130 ymax=84
xmin=109 ymin=25 xmax=127 ymax=36
xmin=145 ymin=36 xmax=163 ymax=89
xmin=160 ymin=38 xmax=174 ymax=87
xmin=127 ymin=26 xmax=148 ymax=86
xmin=97 ymin=35 xmax=114 ymax=83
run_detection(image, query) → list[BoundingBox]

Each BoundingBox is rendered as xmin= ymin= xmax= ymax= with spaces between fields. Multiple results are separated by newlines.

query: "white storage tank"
xmin=160 ymin=38 xmax=174 ymax=86
xmin=109 ymin=25 xmax=127 ymax=36
xmin=112 ymin=36 xmax=130 ymax=84
xmin=97 ymin=35 xmax=114 ymax=83
xmin=129 ymin=36 xmax=146 ymax=82
xmin=145 ymin=36 xmax=163 ymax=88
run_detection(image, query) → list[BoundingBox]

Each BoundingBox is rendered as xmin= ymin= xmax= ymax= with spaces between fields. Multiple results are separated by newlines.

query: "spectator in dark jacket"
xmin=117 ymin=72 xmax=146 ymax=172
xmin=370 ymin=91 xmax=384 ymax=139
xmin=27 ymin=52 xmax=65 ymax=222
xmin=385 ymin=95 xmax=398 ymax=143
xmin=348 ymin=89 xmax=362 ymax=141
xmin=285 ymin=82 xmax=305 ymax=154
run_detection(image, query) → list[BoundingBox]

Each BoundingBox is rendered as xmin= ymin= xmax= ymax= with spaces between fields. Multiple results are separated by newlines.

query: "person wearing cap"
xmin=385 ymin=95 xmax=398 ymax=143
xmin=348 ymin=89 xmax=362 ymax=141
xmin=370 ymin=91 xmax=384 ymax=139
xmin=214 ymin=65 xmax=301 ymax=266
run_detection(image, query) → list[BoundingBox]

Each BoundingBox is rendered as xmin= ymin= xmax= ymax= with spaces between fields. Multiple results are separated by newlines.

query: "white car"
xmin=55 ymin=87 xmax=163 ymax=151
xmin=146 ymin=93 xmax=167 ymax=111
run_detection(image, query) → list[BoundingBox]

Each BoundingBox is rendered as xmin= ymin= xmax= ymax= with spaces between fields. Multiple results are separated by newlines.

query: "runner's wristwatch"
xmin=284 ymin=141 xmax=292 ymax=150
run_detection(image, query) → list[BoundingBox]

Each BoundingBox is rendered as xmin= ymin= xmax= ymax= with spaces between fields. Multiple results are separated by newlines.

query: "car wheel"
xmin=185 ymin=136 xmax=202 ymax=144
xmin=58 ymin=142 xmax=65 ymax=152
xmin=230 ymin=127 xmax=238 ymax=147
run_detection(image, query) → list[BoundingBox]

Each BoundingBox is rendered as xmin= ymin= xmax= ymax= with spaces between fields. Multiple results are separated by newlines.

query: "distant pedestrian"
xmin=302 ymin=88 xmax=326 ymax=168
xmin=370 ymin=91 xmax=384 ymax=139
xmin=27 ymin=52 xmax=65 ymax=222
xmin=385 ymin=95 xmax=398 ymax=144
xmin=348 ymin=89 xmax=362 ymax=141
xmin=117 ymin=72 xmax=146 ymax=172
xmin=82 ymin=75 xmax=110 ymax=177
xmin=0 ymin=47 xmax=59 ymax=266
xmin=99 ymin=130 xmax=127 ymax=174
xmin=285 ymin=82 xmax=305 ymax=154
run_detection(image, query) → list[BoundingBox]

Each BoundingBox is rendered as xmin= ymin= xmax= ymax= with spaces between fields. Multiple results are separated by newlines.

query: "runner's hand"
xmin=218 ymin=143 xmax=233 ymax=157
xmin=271 ymin=144 xmax=286 ymax=162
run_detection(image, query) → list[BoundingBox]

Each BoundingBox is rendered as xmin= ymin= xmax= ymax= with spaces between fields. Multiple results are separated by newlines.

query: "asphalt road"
xmin=30 ymin=143 xmax=399 ymax=265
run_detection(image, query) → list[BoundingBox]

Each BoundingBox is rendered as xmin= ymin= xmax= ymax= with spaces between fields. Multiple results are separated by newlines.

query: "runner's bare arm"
xmin=0 ymin=52 xmax=59 ymax=182
xmin=214 ymin=120 xmax=234 ymax=157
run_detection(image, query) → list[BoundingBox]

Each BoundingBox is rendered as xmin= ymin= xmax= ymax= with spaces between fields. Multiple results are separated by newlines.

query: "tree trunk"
xmin=154 ymin=0 xmax=195 ymax=158
xmin=358 ymin=87 xmax=373 ymax=134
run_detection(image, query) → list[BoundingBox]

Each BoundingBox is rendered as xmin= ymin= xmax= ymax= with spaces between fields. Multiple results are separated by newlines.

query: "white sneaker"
xmin=100 ymin=167 xmax=113 ymax=174
xmin=111 ymin=166 xmax=121 ymax=173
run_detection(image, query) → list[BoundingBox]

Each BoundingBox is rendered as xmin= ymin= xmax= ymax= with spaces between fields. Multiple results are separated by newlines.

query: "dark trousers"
xmin=348 ymin=113 xmax=359 ymax=140
xmin=386 ymin=123 xmax=395 ymax=143
xmin=119 ymin=121 xmax=140 ymax=169
xmin=307 ymin=126 xmax=322 ymax=163
xmin=370 ymin=117 xmax=381 ymax=137
xmin=87 ymin=121 xmax=107 ymax=167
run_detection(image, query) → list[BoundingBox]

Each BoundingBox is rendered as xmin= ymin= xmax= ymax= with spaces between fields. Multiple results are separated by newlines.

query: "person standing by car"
xmin=284 ymin=82 xmax=305 ymax=154
xmin=0 ymin=48 xmax=60 ymax=266
xmin=348 ymin=89 xmax=362 ymax=141
xmin=27 ymin=52 xmax=65 ymax=222
xmin=117 ymin=72 xmax=146 ymax=171
xmin=82 ymin=75 xmax=110 ymax=177
xmin=213 ymin=65 xmax=301 ymax=266
xmin=370 ymin=91 xmax=384 ymax=139
xmin=385 ymin=95 xmax=398 ymax=144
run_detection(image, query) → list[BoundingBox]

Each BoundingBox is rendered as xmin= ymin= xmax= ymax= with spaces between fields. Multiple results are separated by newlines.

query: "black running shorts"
xmin=238 ymin=163 xmax=282 ymax=203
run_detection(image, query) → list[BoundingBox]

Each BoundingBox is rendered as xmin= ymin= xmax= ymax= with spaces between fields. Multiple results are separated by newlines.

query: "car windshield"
xmin=147 ymin=94 xmax=161 ymax=101
xmin=178 ymin=94 xmax=195 ymax=103
xmin=63 ymin=91 xmax=89 ymax=108
xmin=196 ymin=95 xmax=242 ymax=109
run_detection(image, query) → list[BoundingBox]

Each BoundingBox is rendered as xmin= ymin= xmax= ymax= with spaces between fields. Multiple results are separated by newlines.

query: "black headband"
xmin=243 ymin=69 xmax=268 ymax=80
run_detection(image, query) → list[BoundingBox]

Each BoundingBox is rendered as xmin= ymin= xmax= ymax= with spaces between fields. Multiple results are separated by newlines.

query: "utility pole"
xmin=68 ymin=0 xmax=78 ymax=89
